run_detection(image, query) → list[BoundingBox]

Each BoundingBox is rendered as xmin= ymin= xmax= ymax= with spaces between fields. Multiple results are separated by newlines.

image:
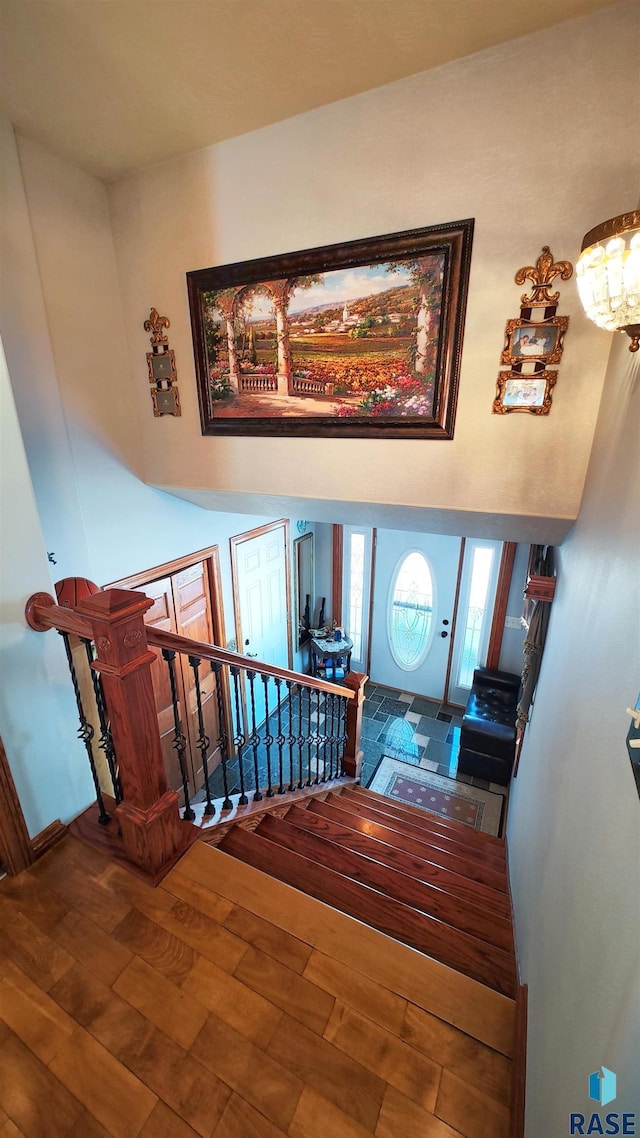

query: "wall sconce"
xmin=576 ymin=210 xmax=640 ymax=352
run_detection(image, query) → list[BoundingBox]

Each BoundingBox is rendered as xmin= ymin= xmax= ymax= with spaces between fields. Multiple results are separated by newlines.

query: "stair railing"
xmin=146 ymin=625 xmax=363 ymax=817
xmin=25 ymin=586 xmax=366 ymax=881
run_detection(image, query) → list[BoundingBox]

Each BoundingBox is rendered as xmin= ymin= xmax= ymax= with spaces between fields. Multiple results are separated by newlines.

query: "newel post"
xmin=341 ymin=671 xmax=368 ymax=781
xmin=76 ymin=589 xmax=188 ymax=877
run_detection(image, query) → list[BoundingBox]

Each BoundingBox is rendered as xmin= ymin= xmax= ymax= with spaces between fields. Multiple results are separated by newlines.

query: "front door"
xmin=370 ymin=530 xmax=462 ymax=701
xmin=231 ymin=521 xmax=291 ymax=728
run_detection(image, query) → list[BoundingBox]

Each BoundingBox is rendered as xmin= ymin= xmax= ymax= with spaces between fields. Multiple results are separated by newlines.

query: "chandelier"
xmin=576 ymin=211 xmax=640 ymax=352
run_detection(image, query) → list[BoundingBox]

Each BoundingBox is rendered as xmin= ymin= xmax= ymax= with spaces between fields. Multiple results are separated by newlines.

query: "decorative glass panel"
xmin=388 ymin=551 xmax=433 ymax=670
xmin=457 ymin=546 xmax=494 ymax=687
xmin=347 ymin=533 xmax=365 ymax=660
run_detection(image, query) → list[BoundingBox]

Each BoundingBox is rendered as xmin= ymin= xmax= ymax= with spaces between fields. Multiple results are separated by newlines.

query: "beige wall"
xmin=507 ymin=331 xmax=640 ymax=1130
xmin=107 ymin=2 xmax=639 ymax=539
xmin=0 ymin=336 xmax=95 ymax=833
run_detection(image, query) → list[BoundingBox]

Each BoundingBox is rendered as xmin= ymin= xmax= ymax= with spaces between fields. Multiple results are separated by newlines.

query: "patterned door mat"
xmin=369 ymin=756 xmax=505 ymax=837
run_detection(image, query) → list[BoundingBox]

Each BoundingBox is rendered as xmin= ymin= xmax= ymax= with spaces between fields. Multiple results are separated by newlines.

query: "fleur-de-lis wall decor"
xmin=144 ymin=308 xmax=181 ymax=417
xmin=144 ymin=307 xmax=170 ymax=346
xmin=514 ymin=246 xmax=574 ymax=308
xmin=494 ymin=246 xmax=573 ymax=416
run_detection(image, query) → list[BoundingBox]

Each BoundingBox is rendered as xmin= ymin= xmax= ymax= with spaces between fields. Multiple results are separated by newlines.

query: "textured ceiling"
xmin=0 ymin=0 xmax=617 ymax=181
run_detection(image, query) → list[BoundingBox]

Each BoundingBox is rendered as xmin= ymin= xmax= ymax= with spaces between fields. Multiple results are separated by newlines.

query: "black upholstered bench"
xmin=458 ymin=666 xmax=520 ymax=785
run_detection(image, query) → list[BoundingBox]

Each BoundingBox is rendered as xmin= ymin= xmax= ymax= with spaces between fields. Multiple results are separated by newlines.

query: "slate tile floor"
xmin=359 ymin=682 xmax=498 ymax=795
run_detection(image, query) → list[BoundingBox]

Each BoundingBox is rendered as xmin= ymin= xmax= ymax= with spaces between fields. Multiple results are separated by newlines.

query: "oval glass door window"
xmin=388 ymin=551 xmax=434 ymax=670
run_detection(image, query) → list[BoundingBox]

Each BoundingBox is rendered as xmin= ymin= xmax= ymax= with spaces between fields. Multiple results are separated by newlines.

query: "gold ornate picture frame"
xmin=493 ymin=370 xmax=557 ymax=415
xmin=143 ymin=308 xmax=181 ymax=417
xmin=500 ymin=316 xmax=568 ymax=366
xmin=493 ymin=246 xmax=572 ymax=417
xmin=146 ymin=348 xmax=177 ymax=385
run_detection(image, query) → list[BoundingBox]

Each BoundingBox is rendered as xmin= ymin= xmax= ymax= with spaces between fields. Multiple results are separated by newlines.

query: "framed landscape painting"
xmin=187 ymin=219 xmax=474 ymax=439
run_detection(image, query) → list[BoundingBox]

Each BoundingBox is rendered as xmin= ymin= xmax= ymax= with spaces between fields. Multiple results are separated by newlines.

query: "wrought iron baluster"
xmin=230 ymin=667 xmax=248 ymax=806
xmin=189 ymin=654 xmax=215 ymax=817
xmin=59 ymin=631 xmax=110 ymax=825
xmin=309 ymin=682 xmax=318 ymax=782
xmin=323 ymin=691 xmax=334 ymax=782
xmin=338 ymin=694 xmax=349 ymax=774
xmin=211 ymin=662 xmax=233 ymax=810
xmin=319 ymin=690 xmax=328 ymax=783
xmin=247 ymin=671 xmax=262 ymax=802
xmin=275 ymin=678 xmax=285 ymax=794
xmin=262 ymin=674 xmax=274 ymax=797
xmin=162 ymin=648 xmax=195 ymax=821
xmin=287 ymin=681 xmax=296 ymax=792
xmin=306 ymin=685 xmax=313 ymax=786
xmin=82 ymin=637 xmax=122 ymax=804
xmin=296 ymin=685 xmax=305 ymax=790
xmin=333 ymin=693 xmax=342 ymax=779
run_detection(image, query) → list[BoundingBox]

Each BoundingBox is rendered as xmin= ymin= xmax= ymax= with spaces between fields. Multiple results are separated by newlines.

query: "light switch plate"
xmin=504 ymin=616 xmax=522 ymax=629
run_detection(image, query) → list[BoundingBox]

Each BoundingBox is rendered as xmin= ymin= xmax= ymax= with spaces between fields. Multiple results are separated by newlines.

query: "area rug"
xmin=368 ymin=756 xmax=505 ymax=837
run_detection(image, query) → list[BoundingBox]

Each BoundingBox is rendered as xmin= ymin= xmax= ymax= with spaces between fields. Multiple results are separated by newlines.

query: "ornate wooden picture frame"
xmin=143 ymin=308 xmax=181 ymax=417
xmin=493 ymin=370 xmax=557 ymax=415
xmin=147 ymin=349 xmax=177 ymax=385
xmin=187 ymin=220 xmax=474 ymax=439
xmin=494 ymin=246 xmax=572 ymax=417
xmin=500 ymin=316 xmax=568 ymax=366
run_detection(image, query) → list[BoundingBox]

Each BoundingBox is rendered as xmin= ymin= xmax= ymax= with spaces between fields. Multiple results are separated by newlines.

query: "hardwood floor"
xmin=0 ymin=834 xmax=513 ymax=1138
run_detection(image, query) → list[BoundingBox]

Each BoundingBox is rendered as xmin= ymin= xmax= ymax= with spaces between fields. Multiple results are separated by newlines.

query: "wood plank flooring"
xmin=0 ymin=834 xmax=513 ymax=1138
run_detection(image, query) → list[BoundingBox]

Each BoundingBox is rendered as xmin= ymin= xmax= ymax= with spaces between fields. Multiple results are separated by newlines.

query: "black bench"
xmin=458 ymin=666 xmax=520 ymax=786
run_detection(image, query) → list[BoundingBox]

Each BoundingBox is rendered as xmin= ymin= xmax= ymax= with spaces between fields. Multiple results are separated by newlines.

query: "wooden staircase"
xmin=216 ymin=784 xmax=517 ymax=999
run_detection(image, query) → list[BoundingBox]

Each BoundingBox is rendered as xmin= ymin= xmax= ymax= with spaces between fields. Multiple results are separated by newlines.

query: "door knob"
xmin=440 ymin=631 xmax=449 ymax=638
xmin=245 ymin=639 xmax=258 ymax=658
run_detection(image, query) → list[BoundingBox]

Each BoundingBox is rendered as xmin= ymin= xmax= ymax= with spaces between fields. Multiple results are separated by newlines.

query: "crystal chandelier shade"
xmin=576 ymin=211 xmax=640 ymax=352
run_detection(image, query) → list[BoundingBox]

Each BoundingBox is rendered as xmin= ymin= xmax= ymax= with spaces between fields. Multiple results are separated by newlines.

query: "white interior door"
xmin=370 ymin=530 xmax=462 ymax=701
xmin=232 ymin=523 xmax=291 ymax=727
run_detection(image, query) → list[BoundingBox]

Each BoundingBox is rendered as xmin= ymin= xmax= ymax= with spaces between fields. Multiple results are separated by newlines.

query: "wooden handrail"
xmin=25 ymin=593 xmax=93 ymax=638
xmin=25 ymin=592 xmax=354 ymax=700
xmin=145 ymin=627 xmax=355 ymax=700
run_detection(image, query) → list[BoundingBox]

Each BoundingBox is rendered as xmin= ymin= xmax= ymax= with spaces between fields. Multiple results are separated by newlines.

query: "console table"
xmin=309 ymin=634 xmax=353 ymax=681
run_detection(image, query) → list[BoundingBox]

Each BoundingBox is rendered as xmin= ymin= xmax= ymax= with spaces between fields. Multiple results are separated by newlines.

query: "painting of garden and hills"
xmin=203 ymin=252 xmax=445 ymax=419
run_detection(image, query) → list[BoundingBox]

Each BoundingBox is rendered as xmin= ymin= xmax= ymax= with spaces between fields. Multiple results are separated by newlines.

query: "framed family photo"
xmin=187 ymin=219 xmax=474 ymax=439
xmin=493 ymin=370 xmax=558 ymax=415
xmin=501 ymin=316 xmax=568 ymax=366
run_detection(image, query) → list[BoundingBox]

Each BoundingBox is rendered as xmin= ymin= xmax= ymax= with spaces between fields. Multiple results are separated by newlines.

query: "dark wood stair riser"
xmin=256 ymin=813 xmax=514 ymax=954
xmin=306 ymin=798 xmax=508 ymax=894
xmin=344 ymin=785 xmax=507 ymax=857
xmin=285 ymin=804 xmax=512 ymax=919
xmin=325 ymin=792 xmax=506 ymax=871
xmin=218 ymin=826 xmax=517 ymax=997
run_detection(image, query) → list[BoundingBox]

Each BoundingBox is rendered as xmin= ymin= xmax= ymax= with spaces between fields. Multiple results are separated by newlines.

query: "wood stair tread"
xmin=218 ymin=825 xmax=517 ymax=997
xmin=179 ymin=840 xmax=516 ymax=1058
xmin=284 ymin=804 xmax=512 ymax=918
xmin=257 ymin=813 xmax=513 ymax=954
xmin=306 ymin=798 xmax=509 ymax=894
xmin=324 ymin=792 xmax=506 ymax=870
xmin=345 ymin=784 xmax=507 ymax=855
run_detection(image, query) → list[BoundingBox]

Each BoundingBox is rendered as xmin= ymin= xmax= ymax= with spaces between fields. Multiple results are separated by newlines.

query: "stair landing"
xmin=178 ymin=839 xmax=514 ymax=1137
xmin=0 ymin=832 xmax=514 ymax=1138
